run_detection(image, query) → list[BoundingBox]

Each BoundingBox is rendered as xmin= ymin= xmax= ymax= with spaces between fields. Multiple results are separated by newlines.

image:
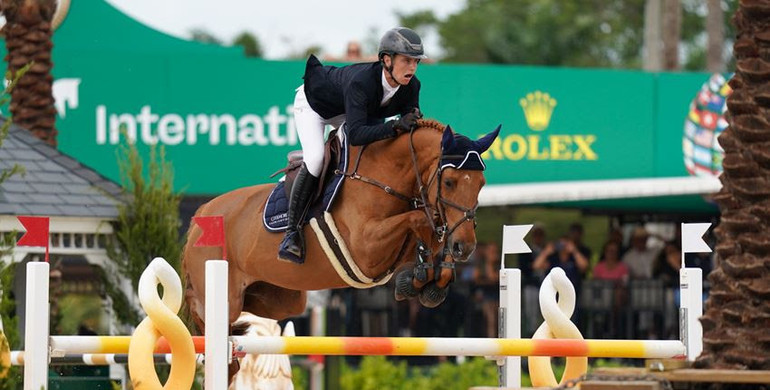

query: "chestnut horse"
xmin=182 ymin=119 xmax=499 ymax=335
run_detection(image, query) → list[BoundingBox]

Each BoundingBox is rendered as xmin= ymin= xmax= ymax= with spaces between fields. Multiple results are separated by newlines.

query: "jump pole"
xmin=46 ymin=335 xmax=686 ymax=358
xmin=11 ymin=351 xmax=206 ymax=366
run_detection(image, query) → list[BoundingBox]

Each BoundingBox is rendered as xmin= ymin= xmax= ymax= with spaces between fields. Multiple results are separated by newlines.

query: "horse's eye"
xmin=443 ymin=178 xmax=455 ymax=189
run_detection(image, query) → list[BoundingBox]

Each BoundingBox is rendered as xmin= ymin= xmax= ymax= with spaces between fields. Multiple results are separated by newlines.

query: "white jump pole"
xmin=205 ymin=260 xmax=230 ymax=390
xmin=499 ymin=224 xmax=532 ymax=389
xmin=680 ymin=223 xmax=710 ymax=361
xmin=24 ymin=261 xmax=50 ymax=390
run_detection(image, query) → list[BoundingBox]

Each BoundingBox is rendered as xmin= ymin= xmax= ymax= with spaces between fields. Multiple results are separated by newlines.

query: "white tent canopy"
xmin=478 ymin=176 xmax=722 ymax=207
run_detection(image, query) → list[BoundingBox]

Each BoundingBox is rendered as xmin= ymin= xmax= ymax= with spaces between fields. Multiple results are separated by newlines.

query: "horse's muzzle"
xmin=450 ymin=241 xmax=475 ymax=261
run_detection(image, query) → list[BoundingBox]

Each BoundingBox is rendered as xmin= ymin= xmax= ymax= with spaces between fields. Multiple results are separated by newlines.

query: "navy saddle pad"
xmin=262 ymin=132 xmax=350 ymax=232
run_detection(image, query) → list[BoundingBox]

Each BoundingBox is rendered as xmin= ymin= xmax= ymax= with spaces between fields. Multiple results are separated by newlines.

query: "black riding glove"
xmin=393 ymin=108 xmax=422 ymax=134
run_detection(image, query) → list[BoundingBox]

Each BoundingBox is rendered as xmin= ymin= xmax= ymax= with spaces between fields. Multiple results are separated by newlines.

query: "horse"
xmin=182 ymin=119 xmax=499 ymax=375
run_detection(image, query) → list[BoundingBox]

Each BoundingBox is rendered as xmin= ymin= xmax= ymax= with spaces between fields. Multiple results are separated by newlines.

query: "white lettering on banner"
xmin=265 ymin=106 xmax=287 ymax=146
xmin=186 ymin=114 xmax=209 ymax=145
xmin=238 ymin=115 xmax=269 ymax=146
xmin=53 ymin=78 xmax=81 ymax=118
xmin=286 ymin=105 xmax=297 ymax=145
xmin=95 ymin=105 xmax=297 ymax=147
xmin=158 ymin=114 xmax=184 ymax=145
xmin=137 ymin=106 xmax=159 ymax=145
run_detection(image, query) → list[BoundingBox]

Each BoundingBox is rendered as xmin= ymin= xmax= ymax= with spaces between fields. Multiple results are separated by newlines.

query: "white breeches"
xmin=293 ymin=85 xmax=345 ymax=177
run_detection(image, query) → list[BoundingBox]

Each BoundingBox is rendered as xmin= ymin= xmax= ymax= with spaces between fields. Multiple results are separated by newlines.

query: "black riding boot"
xmin=278 ymin=164 xmax=318 ymax=264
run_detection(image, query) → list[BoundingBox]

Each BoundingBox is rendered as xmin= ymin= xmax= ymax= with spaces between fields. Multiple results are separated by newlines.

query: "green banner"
xmin=4 ymin=0 xmax=713 ymax=197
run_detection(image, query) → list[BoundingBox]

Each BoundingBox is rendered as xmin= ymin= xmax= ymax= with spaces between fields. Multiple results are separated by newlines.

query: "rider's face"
xmin=384 ymin=54 xmax=420 ymax=86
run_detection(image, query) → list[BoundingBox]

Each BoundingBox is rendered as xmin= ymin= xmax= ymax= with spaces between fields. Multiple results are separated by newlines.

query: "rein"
xmin=337 ymin=128 xmax=478 ymax=243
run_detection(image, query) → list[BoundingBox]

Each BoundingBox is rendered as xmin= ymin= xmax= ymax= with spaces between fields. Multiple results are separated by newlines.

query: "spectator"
xmin=518 ymin=223 xmax=547 ymax=336
xmin=533 ymin=235 xmax=590 ymax=322
xmin=568 ymin=223 xmax=593 ymax=260
xmin=653 ymin=241 xmax=681 ymax=288
xmin=652 ymin=241 xmax=682 ymax=338
xmin=593 ymin=240 xmax=629 ymax=283
xmin=473 ymin=242 xmax=500 ymax=338
xmin=534 ymin=236 xmax=590 ymax=285
xmin=462 ymin=242 xmax=486 ymax=338
xmin=608 ymin=227 xmax=628 ymax=257
xmin=622 ymin=226 xmax=660 ymax=279
xmin=518 ymin=223 xmax=547 ymax=285
xmin=591 ymin=240 xmax=628 ymax=338
xmin=325 ymin=40 xmax=378 ymax=62
xmin=345 ymin=41 xmax=363 ymax=61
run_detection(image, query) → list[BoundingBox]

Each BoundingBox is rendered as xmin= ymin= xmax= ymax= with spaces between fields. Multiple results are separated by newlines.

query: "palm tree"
xmin=697 ymin=0 xmax=770 ymax=370
xmin=706 ymin=0 xmax=725 ymax=72
xmin=662 ymin=0 xmax=681 ymax=70
xmin=1 ymin=0 xmax=60 ymax=146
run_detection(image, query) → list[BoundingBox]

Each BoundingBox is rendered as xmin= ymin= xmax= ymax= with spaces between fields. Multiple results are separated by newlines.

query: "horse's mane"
xmin=416 ymin=118 xmax=449 ymax=134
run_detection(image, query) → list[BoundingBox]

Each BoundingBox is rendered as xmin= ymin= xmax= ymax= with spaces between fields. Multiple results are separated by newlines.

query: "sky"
xmin=106 ymin=0 xmax=466 ymax=60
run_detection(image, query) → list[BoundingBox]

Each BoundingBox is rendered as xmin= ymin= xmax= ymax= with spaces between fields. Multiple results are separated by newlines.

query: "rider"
xmin=279 ymin=27 xmax=427 ymax=264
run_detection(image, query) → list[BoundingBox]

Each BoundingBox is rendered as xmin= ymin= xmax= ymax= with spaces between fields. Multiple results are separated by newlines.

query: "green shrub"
xmin=340 ymin=356 xmax=412 ymax=390
xmin=339 ymin=356 xmax=498 ymax=390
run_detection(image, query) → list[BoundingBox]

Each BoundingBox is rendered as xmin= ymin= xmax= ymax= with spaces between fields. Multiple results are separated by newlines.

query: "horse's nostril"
xmin=452 ymin=242 xmax=464 ymax=256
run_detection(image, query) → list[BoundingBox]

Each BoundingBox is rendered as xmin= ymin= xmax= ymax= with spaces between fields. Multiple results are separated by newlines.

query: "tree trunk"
xmin=644 ymin=0 xmax=663 ymax=71
xmin=1 ymin=0 xmax=58 ymax=147
xmin=696 ymin=0 xmax=770 ymax=370
xmin=706 ymin=0 xmax=725 ymax=72
xmin=662 ymin=0 xmax=681 ymax=70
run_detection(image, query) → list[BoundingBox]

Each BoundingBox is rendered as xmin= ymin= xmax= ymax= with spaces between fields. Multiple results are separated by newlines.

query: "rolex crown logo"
xmin=519 ymin=91 xmax=557 ymax=131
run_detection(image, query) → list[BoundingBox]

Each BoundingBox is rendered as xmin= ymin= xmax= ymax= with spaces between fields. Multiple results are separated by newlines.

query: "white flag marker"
xmin=681 ymin=223 xmax=712 ymax=254
xmin=502 ymin=224 xmax=532 ymax=256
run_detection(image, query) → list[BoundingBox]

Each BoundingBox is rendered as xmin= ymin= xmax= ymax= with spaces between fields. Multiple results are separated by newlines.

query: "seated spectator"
xmin=622 ymin=226 xmax=660 ymax=279
xmin=593 ymin=240 xmax=629 ymax=284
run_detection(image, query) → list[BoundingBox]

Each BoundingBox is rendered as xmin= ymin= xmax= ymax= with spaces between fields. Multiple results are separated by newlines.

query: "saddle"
xmin=272 ymin=129 xmax=343 ymax=201
xmin=263 ymin=130 xmax=348 ymax=232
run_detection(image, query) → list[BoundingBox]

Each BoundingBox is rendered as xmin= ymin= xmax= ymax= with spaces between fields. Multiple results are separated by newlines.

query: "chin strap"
xmin=383 ymin=54 xmax=406 ymax=87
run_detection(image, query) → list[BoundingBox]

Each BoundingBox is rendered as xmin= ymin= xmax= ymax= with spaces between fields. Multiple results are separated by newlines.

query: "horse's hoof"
xmin=228 ymin=358 xmax=241 ymax=384
xmin=418 ymin=282 xmax=448 ymax=308
xmin=394 ymin=269 xmax=418 ymax=301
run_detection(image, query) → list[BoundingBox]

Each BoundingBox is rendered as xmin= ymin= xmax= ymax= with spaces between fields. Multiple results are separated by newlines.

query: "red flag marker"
xmin=17 ymin=216 xmax=50 ymax=262
xmin=192 ymin=215 xmax=227 ymax=261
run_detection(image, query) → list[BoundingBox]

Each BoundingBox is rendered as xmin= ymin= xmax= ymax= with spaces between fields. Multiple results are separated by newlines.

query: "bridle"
xmin=338 ymin=127 xmax=478 ymax=243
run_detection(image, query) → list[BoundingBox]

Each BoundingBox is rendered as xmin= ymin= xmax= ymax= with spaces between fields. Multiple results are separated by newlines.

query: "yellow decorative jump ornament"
xmin=128 ymin=258 xmax=196 ymax=389
xmin=529 ymin=268 xmax=588 ymax=386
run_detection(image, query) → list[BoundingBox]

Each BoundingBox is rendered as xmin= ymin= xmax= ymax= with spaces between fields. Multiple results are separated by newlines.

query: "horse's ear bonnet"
xmin=440 ymin=125 xmax=501 ymax=171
